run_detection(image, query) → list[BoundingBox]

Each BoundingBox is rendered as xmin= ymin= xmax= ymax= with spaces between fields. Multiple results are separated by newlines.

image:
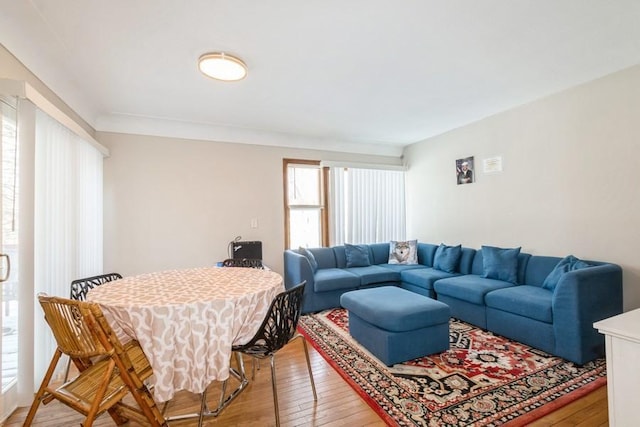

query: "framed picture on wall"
xmin=456 ymin=156 xmax=474 ymax=185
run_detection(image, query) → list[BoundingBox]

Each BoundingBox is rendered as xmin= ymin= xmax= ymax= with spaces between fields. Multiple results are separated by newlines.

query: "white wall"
xmin=100 ymin=131 xmax=402 ymax=276
xmin=0 ymin=44 xmax=94 ymax=137
xmin=404 ymin=64 xmax=640 ymax=310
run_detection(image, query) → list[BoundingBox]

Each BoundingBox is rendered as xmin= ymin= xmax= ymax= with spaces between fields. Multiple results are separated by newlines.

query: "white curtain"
xmin=330 ymin=167 xmax=406 ymax=245
xmin=33 ymin=109 xmax=104 ymax=384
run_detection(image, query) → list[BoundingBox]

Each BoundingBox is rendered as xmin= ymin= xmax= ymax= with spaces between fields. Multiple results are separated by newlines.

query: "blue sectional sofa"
xmin=284 ymin=242 xmax=623 ymax=365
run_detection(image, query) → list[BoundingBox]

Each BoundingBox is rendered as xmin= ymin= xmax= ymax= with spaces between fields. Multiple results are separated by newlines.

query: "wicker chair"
xmin=65 ymin=272 xmax=123 ymax=382
xmin=231 ymin=281 xmax=316 ymax=426
xmin=221 ymin=258 xmax=264 ymax=269
xmin=24 ymin=294 xmax=168 ymax=427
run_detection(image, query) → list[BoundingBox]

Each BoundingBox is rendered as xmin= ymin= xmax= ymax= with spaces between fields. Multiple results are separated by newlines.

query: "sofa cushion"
xmin=524 ymin=256 xmax=563 ymax=287
xmin=377 ymin=263 xmax=426 ymax=273
xmin=542 ymin=255 xmax=592 ymax=291
xmin=434 ymin=275 xmax=515 ymax=305
xmin=481 ymin=245 xmax=521 ymax=284
xmin=458 ymin=247 xmax=478 ymax=274
xmin=298 ymin=247 xmax=318 ymax=272
xmin=345 ymin=265 xmax=400 ymax=285
xmin=485 ymin=285 xmax=553 ymax=323
xmin=308 ymin=247 xmax=337 ymax=269
xmin=368 ymin=243 xmax=391 ymax=264
xmin=416 ymin=243 xmax=438 ymax=267
xmin=345 ymin=244 xmax=371 ymax=267
xmin=388 ymin=240 xmax=418 ymax=264
xmin=433 ymin=244 xmax=462 ymax=273
xmin=401 ymin=267 xmax=456 ymax=291
xmin=313 ymin=268 xmax=360 ymax=292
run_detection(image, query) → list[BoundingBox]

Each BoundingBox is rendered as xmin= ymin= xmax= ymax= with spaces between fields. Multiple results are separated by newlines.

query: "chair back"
xmin=70 ymin=272 xmax=123 ymax=301
xmin=238 ymin=281 xmax=306 ymax=355
xmin=38 ymin=294 xmax=113 ymax=359
xmin=222 ymin=258 xmax=264 ymax=269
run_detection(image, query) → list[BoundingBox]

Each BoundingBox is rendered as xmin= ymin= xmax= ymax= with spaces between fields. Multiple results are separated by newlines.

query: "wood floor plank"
xmin=4 ymin=340 xmax=608 ymax=426
xmin=529 ymin=386 xmax=608 ymax=427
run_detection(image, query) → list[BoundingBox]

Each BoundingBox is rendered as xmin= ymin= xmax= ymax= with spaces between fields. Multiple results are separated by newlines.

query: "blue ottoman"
xmin=340 ymin=286 xmax=450 ymax=366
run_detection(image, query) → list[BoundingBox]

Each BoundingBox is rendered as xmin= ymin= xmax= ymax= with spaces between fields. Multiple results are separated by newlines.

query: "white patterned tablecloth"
xmin=87 ymin=266 xmax=284 ymax=402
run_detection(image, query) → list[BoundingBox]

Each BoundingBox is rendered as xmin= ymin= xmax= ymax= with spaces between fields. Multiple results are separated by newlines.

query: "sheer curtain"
xmin=330 ymin=167 xmax=406 ymax=245
xmin=33 ymin=109 xmax=104 ymax=383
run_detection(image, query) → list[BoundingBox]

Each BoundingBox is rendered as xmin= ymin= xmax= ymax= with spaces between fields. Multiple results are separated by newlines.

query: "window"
xmin=283 ymin=159 xmax=328 ymax=249
xmin=329 ymin=166 xmax=406 ymax=245
xmin=284 ymin=159 xmax=406 ymax=249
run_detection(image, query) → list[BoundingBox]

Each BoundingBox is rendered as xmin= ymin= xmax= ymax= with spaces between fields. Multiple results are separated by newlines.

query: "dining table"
xmin=86 ymin=266 xmax=285 ymax=408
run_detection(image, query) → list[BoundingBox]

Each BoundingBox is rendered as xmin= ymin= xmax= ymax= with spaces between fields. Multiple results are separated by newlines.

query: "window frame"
xmin=283 ymin=159 xmax=329 ymax=249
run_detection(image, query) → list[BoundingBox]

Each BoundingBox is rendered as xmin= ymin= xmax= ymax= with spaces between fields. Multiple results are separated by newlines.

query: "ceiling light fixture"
xmin=198 ymin=52 xmax=247 ymax=82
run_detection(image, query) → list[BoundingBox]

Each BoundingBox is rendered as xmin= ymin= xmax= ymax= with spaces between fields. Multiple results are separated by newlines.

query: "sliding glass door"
xmin=0 ymin=81 xmax=107 ymax=422
xmin=0 ymin=96 xmax=19 ymax=421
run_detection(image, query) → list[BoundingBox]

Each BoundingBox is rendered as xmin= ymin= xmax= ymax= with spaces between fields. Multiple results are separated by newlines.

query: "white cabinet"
xmin=594 ymin=309 xmax=640 ymax=427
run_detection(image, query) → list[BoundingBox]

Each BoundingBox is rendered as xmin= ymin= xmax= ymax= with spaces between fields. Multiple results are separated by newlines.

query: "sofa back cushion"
xmin=416 ymin=243 xmax=438 ymax=267
xmin=369 ymin=243 xmax=391 ymax=264
xmin=471 ymin=250 xmax=484 ymax=275
xmin=298 ymin=247 xmax=318 ymax=272
xmin=459 ymin=247 xmax=477 ymax=274
xmin=309 ymin=247 xmax=338 ymax=269
xmin=524 ymin=255 xmax=563 ymax=287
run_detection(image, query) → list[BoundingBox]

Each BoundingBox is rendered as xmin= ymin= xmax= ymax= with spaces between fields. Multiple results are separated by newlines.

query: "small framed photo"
xmin=456 ymin=156 xmax=474 ymax=185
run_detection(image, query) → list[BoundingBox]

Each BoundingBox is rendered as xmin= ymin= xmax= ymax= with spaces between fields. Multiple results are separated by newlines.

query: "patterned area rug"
xmin=298 ymin=309 xmax=606 ymax=426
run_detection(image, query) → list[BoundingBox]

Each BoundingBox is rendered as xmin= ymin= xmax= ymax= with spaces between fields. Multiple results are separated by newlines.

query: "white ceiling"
xmin=2 ymin=1 xmax=640 ymax=156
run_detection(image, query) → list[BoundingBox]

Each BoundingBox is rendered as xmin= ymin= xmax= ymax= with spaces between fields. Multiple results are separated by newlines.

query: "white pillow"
xmin=388 ymin=240 xmax=418 ymax=264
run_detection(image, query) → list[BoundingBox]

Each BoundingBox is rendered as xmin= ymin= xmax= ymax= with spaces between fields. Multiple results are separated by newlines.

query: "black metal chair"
xmin=231 ymin=281 xmax=316 ymax=426
xmin=222 ymin=258 xmax=264 ymax=269
xmin=64 ymin=272 xmax=123 ymax=381
xmin=70 ymin=272 xmax=123 ymax=301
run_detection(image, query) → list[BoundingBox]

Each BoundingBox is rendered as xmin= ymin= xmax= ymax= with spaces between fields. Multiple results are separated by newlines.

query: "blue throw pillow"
xmin=542 ymin=255 xmax=592 ymax=291
xmin=298 ymin=247 xmax=318 ymax=272
xmin=345 ymin=244 xmax=371 ymax=268
xmin=433 ymin=243 xmax=462 ymax=273
xmin=481 ymin=245 xmax=521 ymax=284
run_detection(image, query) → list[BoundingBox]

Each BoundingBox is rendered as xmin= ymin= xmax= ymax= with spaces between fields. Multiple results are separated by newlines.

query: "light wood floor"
xmin=4 ymin=340 xmax=608 ymax=426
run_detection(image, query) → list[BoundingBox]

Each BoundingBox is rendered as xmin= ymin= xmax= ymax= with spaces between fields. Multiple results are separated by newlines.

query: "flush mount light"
xmin=198 ymin=52 xmax=247 ymax=82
